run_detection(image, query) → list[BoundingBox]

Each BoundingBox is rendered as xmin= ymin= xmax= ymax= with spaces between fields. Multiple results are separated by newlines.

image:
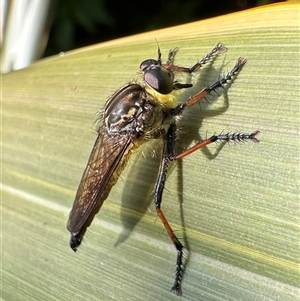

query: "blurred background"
xmin=45 ymin=0 xmax=282 ymax=57
xmin=1 ymin=0 xmax=283 ymax=73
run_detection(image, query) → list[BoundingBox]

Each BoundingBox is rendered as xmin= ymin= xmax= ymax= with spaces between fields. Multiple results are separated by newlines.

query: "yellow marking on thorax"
xmin=135 ymin=76 xmax=179 ymax=109
xmin=145 ymin=85 xmax=179 ymax=109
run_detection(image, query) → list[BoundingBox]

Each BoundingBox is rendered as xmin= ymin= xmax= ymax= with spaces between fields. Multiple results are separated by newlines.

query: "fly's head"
xmin=140 ymin=47 xmax=175 ymax=95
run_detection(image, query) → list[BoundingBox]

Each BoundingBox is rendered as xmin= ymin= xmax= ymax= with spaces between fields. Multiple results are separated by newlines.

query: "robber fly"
xmin=67 ymin=43 xmax=259 ymax=295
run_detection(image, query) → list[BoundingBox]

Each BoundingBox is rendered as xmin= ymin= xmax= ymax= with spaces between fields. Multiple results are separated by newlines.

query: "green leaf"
xmin=2 ymin=3 xmax=299 ymax=300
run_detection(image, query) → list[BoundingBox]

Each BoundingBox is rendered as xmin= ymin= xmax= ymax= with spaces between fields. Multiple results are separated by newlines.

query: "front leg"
xmin=163 ymin=42 xmax=226 ymax=73
xmin=170 ymin=57 xmax=247 ymax=116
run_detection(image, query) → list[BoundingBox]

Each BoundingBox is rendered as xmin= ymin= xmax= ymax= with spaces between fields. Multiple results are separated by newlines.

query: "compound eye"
xmin=140 ymin=59 xmax=159 ymax=71
xmin=144 ymin=67 xmax=174 ymax=95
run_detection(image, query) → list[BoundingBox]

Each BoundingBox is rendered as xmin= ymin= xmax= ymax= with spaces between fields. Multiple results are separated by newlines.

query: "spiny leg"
xmin=167 ymin=56 xmax=259 ymax=160
xmin=153 ymin=137 xmax=185 ymax=296
xmin=167 ymin=123 xmax=260 ymax=161
xmin=170 ymin=57 xmax=247 ymax=116
xmin=156 ymin=45 xmax=180 ymax=66
xmin=164 ymin=42 xmax=227 ymax=73
xmin=162 ymin=126 xmax=259 ymax=290
xmin=170 ymin=43 xmax=227 ymax=91
xmin=154 ymin=125 xmax=259 ymax=296
xmin=166 ymin=47 xmax=179 ymax=65
xmin=154 ymin=57 xmax=257 ymax=295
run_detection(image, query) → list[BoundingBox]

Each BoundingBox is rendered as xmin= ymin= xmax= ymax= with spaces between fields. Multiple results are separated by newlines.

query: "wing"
xmin=67 ymin=130 xmax=133 ymax=235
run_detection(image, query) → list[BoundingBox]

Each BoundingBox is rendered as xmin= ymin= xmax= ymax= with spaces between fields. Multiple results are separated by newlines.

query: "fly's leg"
xmin=171 ymin=57 xmax=247 ymax=116
xmin=164 ymin=42 xmax=227 ymax=73
xmin=170 ymin=58 xmax=249 ymax=152
xmin=153 ymin=136 xmax=185 ymax=296
xmin=168 ymin=43 xmax=227 ymax=91
xmin=154 ymin=56 xmax=259 ymax=295
xmin=166 ymin=47 xmax=179 ymax=65
xmin=156 ymin=45 xmax=180 ymax=65
xmin=154 ymin=125 xmax=259 ymax=295
xmin=167 ymin=123 xmax=260 ymax=161
xmin=168 ymin=57 xmax=260 ymax=158
xmin=158 ymin=43 xmax=226 ymax=92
